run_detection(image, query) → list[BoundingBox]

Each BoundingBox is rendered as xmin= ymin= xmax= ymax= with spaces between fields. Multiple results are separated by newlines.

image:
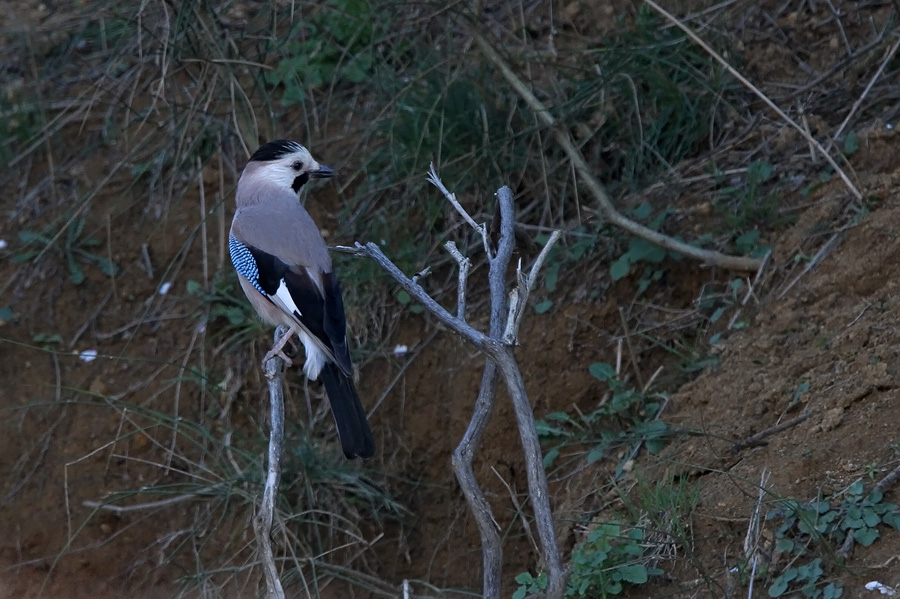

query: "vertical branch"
xmin=254 ymin=326 xmax=287 ymax=599
xmin=451 ymin=364 xmax=503 ymax=598
xmin=449 ymin=186 xmax=517 ymax=599
xmin=495 ymin=350 xmax=565 ymax=598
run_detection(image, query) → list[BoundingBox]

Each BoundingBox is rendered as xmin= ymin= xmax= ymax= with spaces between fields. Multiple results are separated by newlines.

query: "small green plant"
xmin=567 ymin=522 xmax=663 ymax=598
xmin=537 ymin=362 xmax=667 ymax=470
xmin=717 ymin=160 xmax=788 ymax=230
xmin=12 ymin=217 xmax=118 ymax=285
xmin=764 ymin=478 xmax=900 ymax=598
xmin=32 ymin=332 xmax=63 ymax=349
xmin=608 ymin=203 xmax=674 ymax=294
xmin=514 ymin=522 xmax=663 ymax=599
xmin=265 ymin=0 xmax=384 ymax=107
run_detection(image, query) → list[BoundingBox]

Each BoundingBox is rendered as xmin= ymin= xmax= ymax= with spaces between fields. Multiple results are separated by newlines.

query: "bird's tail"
xmin=321 ymin=362 xmax=375 ymax=459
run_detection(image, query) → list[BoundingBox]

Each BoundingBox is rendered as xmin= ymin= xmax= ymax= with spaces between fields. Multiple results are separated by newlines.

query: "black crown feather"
xmin=249 ymin=140 xmax=305 ymax=162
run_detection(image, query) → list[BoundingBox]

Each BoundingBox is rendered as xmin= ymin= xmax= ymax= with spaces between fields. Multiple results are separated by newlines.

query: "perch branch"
xmin=253 ymin=326 xmax=287 ymax=599
xmin=471 ymin=30 xmax=765 ymax=272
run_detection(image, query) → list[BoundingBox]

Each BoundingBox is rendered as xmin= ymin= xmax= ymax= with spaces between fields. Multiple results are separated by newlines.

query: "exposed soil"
xmin=2 ymin=1 xmax=900 ymax=598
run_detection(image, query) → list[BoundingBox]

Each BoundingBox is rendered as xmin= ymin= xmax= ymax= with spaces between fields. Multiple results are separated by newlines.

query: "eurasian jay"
xmin=229 ymin=140 xmax=375 ymax=459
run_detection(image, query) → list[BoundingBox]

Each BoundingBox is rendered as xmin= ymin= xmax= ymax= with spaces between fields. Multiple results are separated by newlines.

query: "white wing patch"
xmin=269 ymin=279 xmax=302 ymax=320
xmin=267 ymin=278 xmax=327 ymax=380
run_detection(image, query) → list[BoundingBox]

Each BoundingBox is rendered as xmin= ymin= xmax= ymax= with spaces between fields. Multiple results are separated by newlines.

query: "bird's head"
xmin=246 ymin=140 xmax=336 ymax=194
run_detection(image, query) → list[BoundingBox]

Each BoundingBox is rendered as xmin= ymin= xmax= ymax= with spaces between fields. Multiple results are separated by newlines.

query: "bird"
xmin=228 ymin=139 xmax=375 ymax=459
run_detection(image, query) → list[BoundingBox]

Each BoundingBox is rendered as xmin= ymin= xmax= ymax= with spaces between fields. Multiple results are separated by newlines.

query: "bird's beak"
xmin=311 ymin=164 xmax=336 ymax=179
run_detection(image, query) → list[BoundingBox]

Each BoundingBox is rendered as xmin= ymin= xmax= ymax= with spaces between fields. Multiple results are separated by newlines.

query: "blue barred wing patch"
xmin=229 ymin=236 xmax=266 ymax=295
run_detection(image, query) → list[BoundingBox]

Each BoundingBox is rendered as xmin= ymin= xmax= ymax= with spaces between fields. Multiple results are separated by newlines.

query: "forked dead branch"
xmin=338 ymin=169 xmax=566 ymax=599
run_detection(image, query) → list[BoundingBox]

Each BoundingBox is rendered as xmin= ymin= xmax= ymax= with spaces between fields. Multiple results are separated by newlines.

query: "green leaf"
xmin=587 ymin=446 xmax=605 ymax=463
xmin=10 ymin=251 xmax=39 ymax=263
xmin=542 ymin=447 xmax=560 ymax=468
xmin=610 ymin=256 xmax=631 ymax=281
xmin=822 ymin=582 xmax=843 ymax=599
xmin=769 ymin=569 xmax=796 ymax=597
xmin=68 ymin=255 xmax=85 ymax=285
xmin=544 ymin=262 xmax=559 ymax=292
xmin=186 ymin=280 xmax=201 ymax=295
xmin=862 ymin=509 xmax=881 ymax=527
xmin=627 ymin=237 xmax=667 ymax=263
xmin=848 ymin=479 xmax=865 ymax=496
xmin=395 ymin=290 xmax=411 ymax=305
xmin=618 ymin=564 xmax=648 ymax=584
xmin=631 ymin=202 xmax=653 ymax=220
xmin=589 ymin=362 xmax=616 ymax=382
xmin=881 ymin=511 xmax=900 ymax=530
xmin=534 ymin=299 xmax=554 ymax=314
xmin=775 ymin=537 xmax=794 ymax=553
xmin=735 ymin=229 xmax=760 ymax=254
xmin=843 ymin=130 xmax=858 ymax=155
xmin=748 ymin=160 xmax=774 ymax=183
xmin=19 ymin=230 xmax=43 ymax=244
xmin=855 ymin=526 xmax=878 ymax=546
xmin=514 ymin=572 xmax=533 ymax=584
xmin=605 ymin=580 xmax=623 ymax=595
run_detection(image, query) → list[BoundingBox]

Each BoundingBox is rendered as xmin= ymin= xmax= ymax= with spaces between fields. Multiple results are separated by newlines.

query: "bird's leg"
xmin=263 ymin=326 xmax=297 ymax=367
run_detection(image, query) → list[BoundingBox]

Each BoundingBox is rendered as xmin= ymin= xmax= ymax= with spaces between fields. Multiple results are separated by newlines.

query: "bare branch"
xmin=428 ymin=163 xmax=491 ymax=256
xmin=254 ymin=326 xmax=287 ymax=599
xmin=338 ymin=242 xmax=494 ymax=352
xmin=504 ymin=231 xmax=562 ymax=345
xmin=445 ymin=241 xmax=471 ymax=321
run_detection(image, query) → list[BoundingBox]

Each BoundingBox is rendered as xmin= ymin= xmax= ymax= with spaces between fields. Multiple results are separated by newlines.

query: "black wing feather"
xmin=247 ymin=246 xmax=288 ymax=296
xmin=246 ymin=246 xmax=349 ymax=370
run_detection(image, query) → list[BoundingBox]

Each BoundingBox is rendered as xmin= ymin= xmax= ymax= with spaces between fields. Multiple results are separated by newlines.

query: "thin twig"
xmin=745 ymin=469 xmax=770 ymax=599
xmin=83 ymin=488 xmax=224 ymax=513
xmin=831 ymin=35 xmax=900 ymax=144
xmin=730 ymin=411 xmax=811 ymax=453
xmin=428 ymin=163 xmax=490 ymax=256
xmin=445 ymin=241 xmax=471 ymax=321
xmin=505 ymin=230 xmax=562 ymax=344
xmin=777 ymin=232 xmax=844 ymax=299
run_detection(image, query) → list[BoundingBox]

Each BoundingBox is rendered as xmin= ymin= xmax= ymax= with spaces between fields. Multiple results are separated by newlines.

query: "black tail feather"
xmin=321 ymin=362 xmax=375 ymax=459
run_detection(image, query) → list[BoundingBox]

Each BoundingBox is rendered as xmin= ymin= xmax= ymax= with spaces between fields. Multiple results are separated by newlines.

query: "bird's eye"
xmin=291 ymin=160 xmax=304 ymax=171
